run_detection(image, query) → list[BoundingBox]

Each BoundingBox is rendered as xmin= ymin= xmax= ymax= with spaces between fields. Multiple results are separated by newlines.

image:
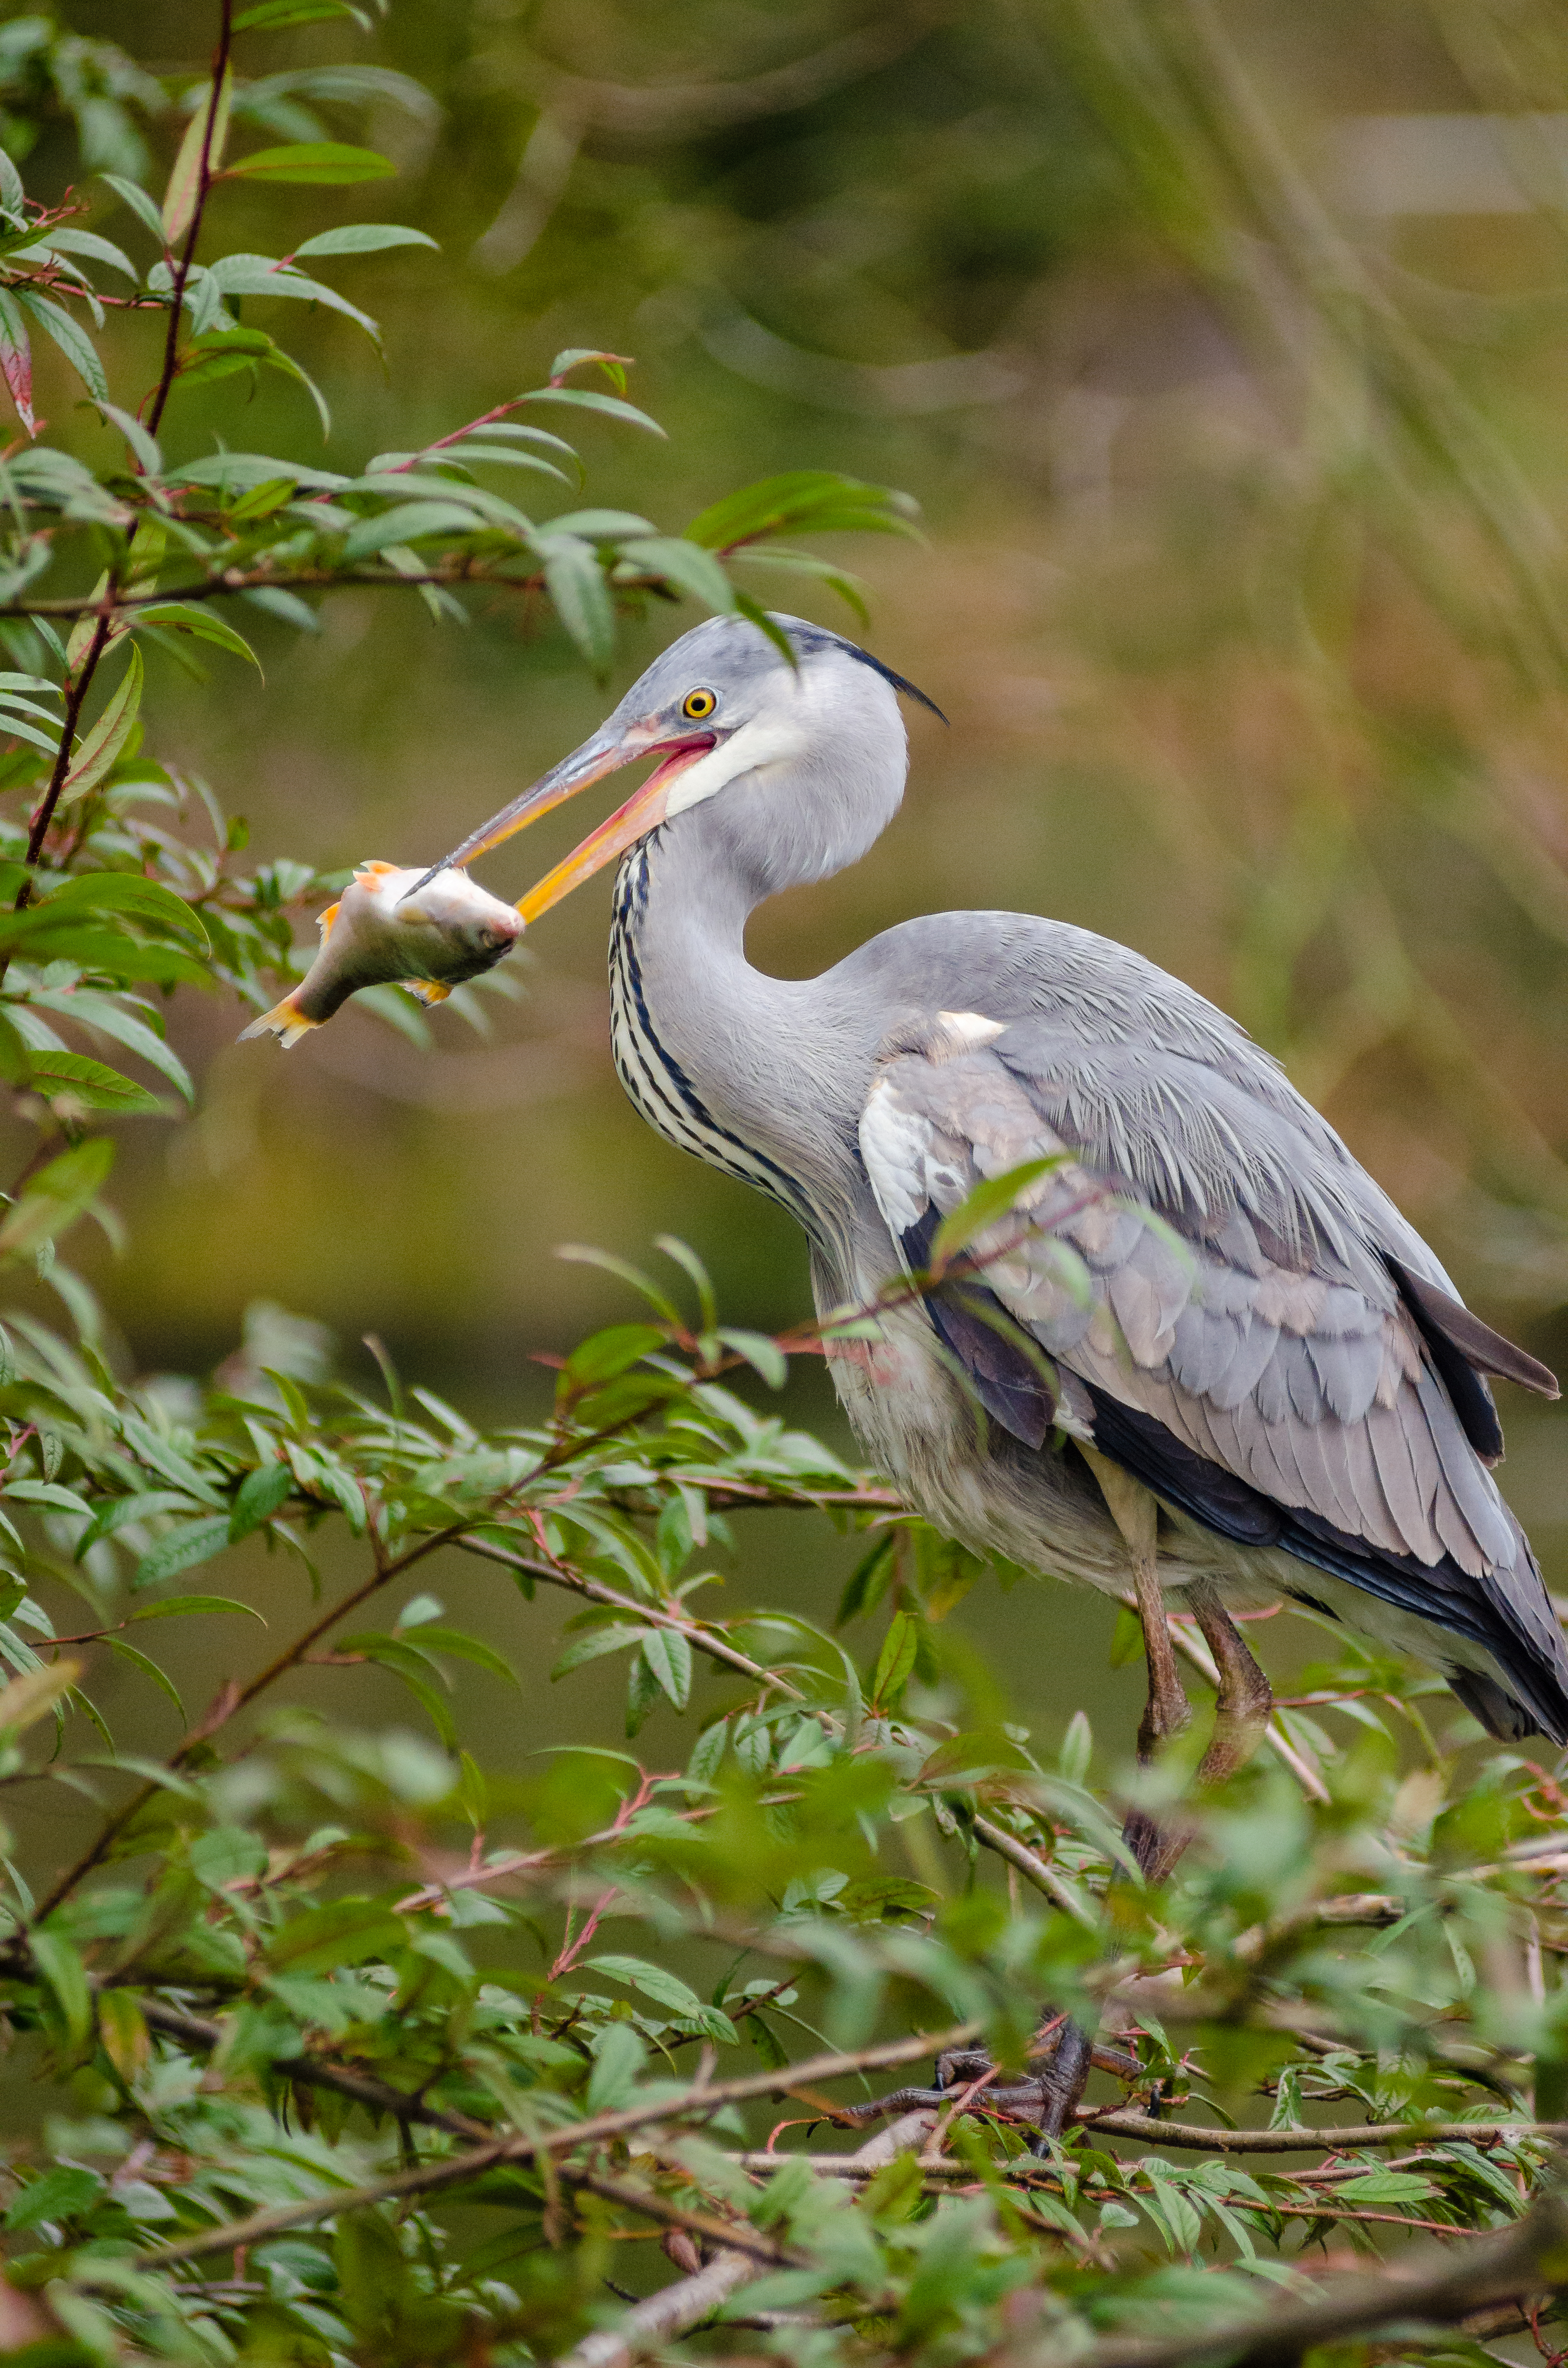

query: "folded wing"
xmin=857 ymin=1009 xmax=1566 ymax=1733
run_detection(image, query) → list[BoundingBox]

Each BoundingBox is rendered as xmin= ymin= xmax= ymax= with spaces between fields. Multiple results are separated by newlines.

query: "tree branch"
xmin=138 ymin=2023 xmax=979 ymax=2268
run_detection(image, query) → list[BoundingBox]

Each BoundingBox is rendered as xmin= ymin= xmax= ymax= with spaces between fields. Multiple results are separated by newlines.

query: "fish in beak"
xmin=413 ymin=715 xmax=720 ymax=926
xmin=240 ymin=861 xmax=525 ymax=1047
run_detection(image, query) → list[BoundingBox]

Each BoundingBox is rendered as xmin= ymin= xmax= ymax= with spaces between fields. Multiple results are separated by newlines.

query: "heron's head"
xmin=422 ymin=612 xmax=944 ymax=922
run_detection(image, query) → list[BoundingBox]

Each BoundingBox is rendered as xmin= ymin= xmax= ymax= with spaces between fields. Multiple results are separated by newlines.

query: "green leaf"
xmin=0 ymin=1661 xmax=79 ymax=1736
xmin=641 ymin=1626 xmax=692 ymax=1711
xmin=95 ymin=400 xmax=160 ymax=476
xmin=717 ymin=1329 xmax=787 ymax=1389
xmin=928 ymin=1157 xmax=1066 ymax=1267
xmin=76 ymin=1490 xmax=201 ymax=1555
xmin=872 ymin=1609 xmax=919 ymax=1708
xmin=411 ymin=1627 xmax=519 ymax=1686
xmin=29 ymin=989 xmax=194 ymax=1102
xmin=342 ymin=500 xmax=484 ymax=561
xmin=0 ymin=290 xmax=34 ymax=434
xmin=1335 ymin=2171 xmax=1440 ymax=2203
xmin=525 ymin=387 xmax=666 ymax=437
xmin=0 ymin=1137 xmax=114 ymax=1262
xmin=234 ymin=0 xmax=369 ymax=25
xmin=551 ymin=347 xmax=631 ymax=390
xmin=586 ymin=2019 xmax=645 ymax=2113
xmin=31 ymin=1928 xmax=92 ymax=2049
xmin=583 ymin=1952 xmax=706 ymax=2018
xmin=129 ymin=1593 xmax=266 ymax=1625
xmin=0 ymin=1009 xmax=29 ymax=1086
xmin=293 ymin=223 xmax=439 ymax=257
xmin=837 ymin=1533 xmax=898 ymax=1628
xmin=190 ymin=1826 xmax=268 ymax=1887
xmin=229 ymin=1459 xmax=293 ymax=1542
xmin=100 ymin=174 xmax=168 ymax=247
xmin=133 ymin=1515 xmax=232 ymax=1590
xmin=13 ymin=289 xmax=108 ymax=406
xmin=619 ymin=535 xmax=735 ymax=611
xmin=23 ymin=1050 xmax=162 ymax=1114
xmin=538 ymin=534 xmax=614 ymax=672
xmin=130 ymin=604 xmax=260 ymax=670
xmin=545 ymin=509 xmax=656 ymax=541
xmin=551 ymin=1624 xmax=649 ymax=1679
xmin=563 ymin=1324 xmax=666 ymax=1387
xmin=163 ymin=69 xmax=232 ymax=246
xmin=685 ymin=470 xmax=921 ymax=553
xmin=268 ymin=1898 xmax=407 ymax=1973
xmin=4 ymin=2162 xmax=102 ymax=2230
xmin=34 ymin=868 xmax=208 ymax=949
xmin=225 ymin=143 xmax=395 ymax=184
xmin=97 ymin=1988 xmax=150 ymax=2082
xmin=60 ymin=642 xmax=142 ymax=805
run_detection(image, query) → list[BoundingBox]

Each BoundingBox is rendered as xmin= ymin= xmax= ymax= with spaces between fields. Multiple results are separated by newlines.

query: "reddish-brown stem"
xmin=147 ymin=4 xmax=234 ymax=439
xmin=8 ymin=2 xmax=233 ymax=921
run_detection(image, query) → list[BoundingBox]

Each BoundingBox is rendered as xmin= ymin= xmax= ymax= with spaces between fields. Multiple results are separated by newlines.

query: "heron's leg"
xmin=1021 ymin=1452 xmax=1190 ymax=2151
xmin=1078 ymin=1445 xmax=1189 ymax=1880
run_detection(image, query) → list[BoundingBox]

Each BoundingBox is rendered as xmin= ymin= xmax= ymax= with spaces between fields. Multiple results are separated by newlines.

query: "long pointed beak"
xmin=514 ymin=740 xmax=710 ymax=923
xmin=411 ymin=718 xmax=717 ymax=918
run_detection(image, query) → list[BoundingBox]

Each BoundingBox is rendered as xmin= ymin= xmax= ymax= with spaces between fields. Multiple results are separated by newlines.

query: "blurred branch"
xmin=507 ymin=8 xmax=953 ymax=141
xmin=1075 ymin=2190 xmax=1568 ymax=2368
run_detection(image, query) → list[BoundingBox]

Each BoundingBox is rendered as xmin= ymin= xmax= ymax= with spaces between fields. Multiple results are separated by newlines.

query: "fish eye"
xmin=682 ymin=687 xmax=717 ymax=721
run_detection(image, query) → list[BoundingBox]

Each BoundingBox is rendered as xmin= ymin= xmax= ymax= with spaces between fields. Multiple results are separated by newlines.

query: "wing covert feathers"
xmin=857 ymin=1016 xmax=1568 ymax=1739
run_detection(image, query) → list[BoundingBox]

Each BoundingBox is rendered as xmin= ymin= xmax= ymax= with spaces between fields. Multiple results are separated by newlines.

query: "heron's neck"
xmin=609 ymin=797 xmax=872 ymax=1238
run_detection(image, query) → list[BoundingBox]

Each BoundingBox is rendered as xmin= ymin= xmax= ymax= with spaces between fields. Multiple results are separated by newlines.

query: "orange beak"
xmin=414 ymin=720 xmax=718 ymax=923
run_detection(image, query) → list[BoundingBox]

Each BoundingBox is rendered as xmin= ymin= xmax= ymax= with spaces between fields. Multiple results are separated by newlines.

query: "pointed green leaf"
xmin=537 ymin=534 xmax=614 ymax=672
xmin=292 ymin=223 xmax=438 ymax=257
xmin=131 ymin=604 xmax=260 ymax=670
xmin=163 ymin=70 xmax=232 ymax=246
xmin=60 ymin=642 xmax=142 ymax=806
xmin=225 ymin=143 xmax=394 ymax=184
xmin=0 ymin=1137 xmax=114 ymax=1262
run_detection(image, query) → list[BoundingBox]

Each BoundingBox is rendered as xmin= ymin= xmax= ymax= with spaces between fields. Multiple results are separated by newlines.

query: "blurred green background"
xmin=10 ymin=0 xmax=1568 ymax=1760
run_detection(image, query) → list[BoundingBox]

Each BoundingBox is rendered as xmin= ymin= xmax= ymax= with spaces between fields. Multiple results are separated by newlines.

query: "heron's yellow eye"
xmin=682 ymin=688 xmax=717 ymax=721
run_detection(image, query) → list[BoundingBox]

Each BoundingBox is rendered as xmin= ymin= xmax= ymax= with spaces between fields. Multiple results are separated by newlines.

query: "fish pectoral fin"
xmin=315 ymin=900 xmax=341 ymax=940
xmin=406 ymin=979 xmax=451 ymax=1006
xmin=238 ymin=995 xmax=318 ymax=1049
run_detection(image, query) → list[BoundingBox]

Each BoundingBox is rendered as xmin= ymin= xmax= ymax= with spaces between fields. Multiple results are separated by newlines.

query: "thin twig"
xmin=1076 ymin=2107 xmax=1562 ymax=2152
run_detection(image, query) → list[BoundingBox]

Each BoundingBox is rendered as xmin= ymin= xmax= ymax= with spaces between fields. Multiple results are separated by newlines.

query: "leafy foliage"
xmin=0 ymin=11 xmax=1560 ymax=2368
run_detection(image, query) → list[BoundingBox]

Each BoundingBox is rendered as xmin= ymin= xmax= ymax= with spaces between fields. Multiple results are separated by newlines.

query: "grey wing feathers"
xmin=857 ymin=1000 xmax=1567 ymax=1732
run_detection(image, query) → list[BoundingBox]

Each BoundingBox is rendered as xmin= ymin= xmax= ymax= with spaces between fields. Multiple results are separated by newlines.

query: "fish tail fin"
xmin=407 ymin=980 xmax=451 ymax=1007
xmin=238 ymin=993 xmax=319 ymax=1048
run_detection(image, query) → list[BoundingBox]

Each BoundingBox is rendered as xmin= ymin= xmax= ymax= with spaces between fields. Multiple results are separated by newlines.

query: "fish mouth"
xmin=412 ymin=722 xmax=720 ymax=924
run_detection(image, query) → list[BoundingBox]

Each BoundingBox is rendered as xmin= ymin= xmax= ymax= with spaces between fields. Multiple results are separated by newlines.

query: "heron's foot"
xmin=837 ymin=2022 xmax=1140 ymax=2144
xmin=1123 ymin=1592 xmax=1275 ymax=1887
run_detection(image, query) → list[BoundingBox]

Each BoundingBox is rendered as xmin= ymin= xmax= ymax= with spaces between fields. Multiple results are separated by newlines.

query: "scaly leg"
xmin=1078 ymin=1444 xmax=1190 ymax=1875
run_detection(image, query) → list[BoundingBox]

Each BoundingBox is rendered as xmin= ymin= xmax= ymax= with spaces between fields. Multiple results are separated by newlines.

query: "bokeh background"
xmin=12 ymin=0 xmax=1568 ymax=1761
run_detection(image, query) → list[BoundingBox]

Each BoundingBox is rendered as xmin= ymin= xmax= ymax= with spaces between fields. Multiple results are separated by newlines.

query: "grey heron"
xmin=427 ymin=609 xmax=1566 ymax=1864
